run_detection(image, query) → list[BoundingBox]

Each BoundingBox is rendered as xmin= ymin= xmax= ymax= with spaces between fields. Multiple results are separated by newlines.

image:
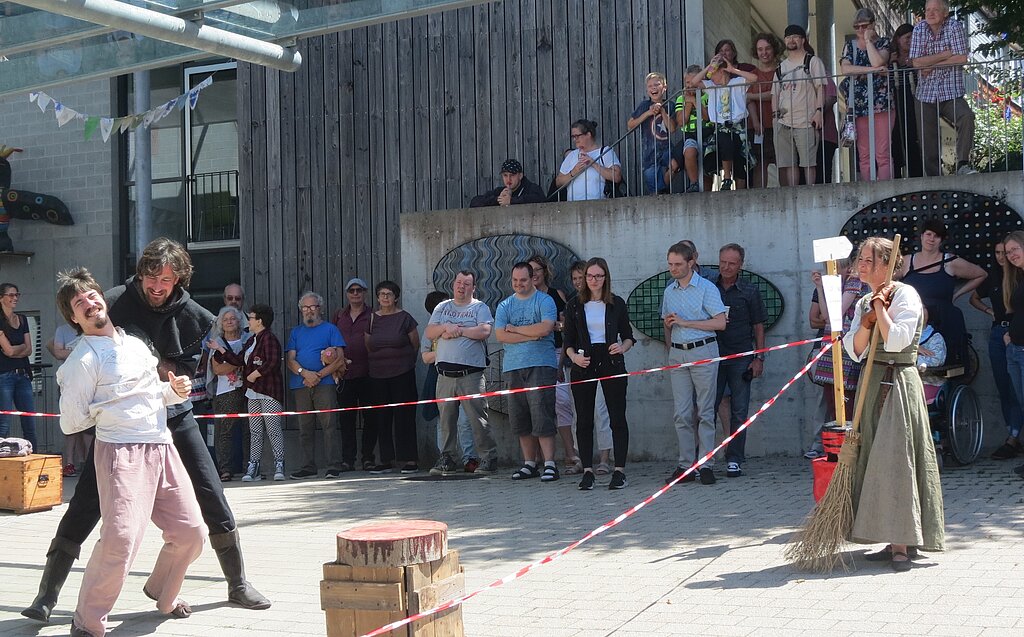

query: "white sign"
xmin=822 ymin=274 xmax=844 ymax=334
xmin=812 ymin=236 xmax=854 ymax=263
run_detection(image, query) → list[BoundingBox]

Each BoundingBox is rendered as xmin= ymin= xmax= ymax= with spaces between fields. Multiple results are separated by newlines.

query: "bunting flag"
xmin=27 ymin=75 xmax=215 ymax=142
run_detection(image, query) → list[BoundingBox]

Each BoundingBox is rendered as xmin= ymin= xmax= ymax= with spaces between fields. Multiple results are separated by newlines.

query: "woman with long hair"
xmin=563 ymin=258 xmax=634 ymax=490
xmin=844 ymin=237 xmax=944 ymax=571
xmin=207 ymin=306 xmax=250 ymax=481
xmin=0 ymin=282 xmax=35 ymax=450
xmin=999 ymin=231 xmax=1024 ymax=462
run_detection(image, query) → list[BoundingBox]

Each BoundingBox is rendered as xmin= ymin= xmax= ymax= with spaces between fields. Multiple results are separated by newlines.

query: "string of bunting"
xmin=27 ymin=75 xmax=214 ymax=143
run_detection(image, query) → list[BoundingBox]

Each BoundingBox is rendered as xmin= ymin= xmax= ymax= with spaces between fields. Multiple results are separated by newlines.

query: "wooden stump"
xmin=322 ymin=520 xmax=465 ymax=637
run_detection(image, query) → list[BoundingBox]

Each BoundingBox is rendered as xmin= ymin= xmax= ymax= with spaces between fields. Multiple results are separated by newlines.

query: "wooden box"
xmin=0 ymin=454 xmax=63 ymax=514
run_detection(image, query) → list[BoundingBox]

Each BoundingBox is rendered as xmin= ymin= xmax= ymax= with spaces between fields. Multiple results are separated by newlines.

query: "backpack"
xmin=775 ymin=53 xmax=814 ymax=81
xmin=599 ymin=146 xmax=628 ymax=198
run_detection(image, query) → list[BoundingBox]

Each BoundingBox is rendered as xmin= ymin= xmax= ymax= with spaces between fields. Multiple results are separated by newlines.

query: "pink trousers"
xmin=855 ymin=110 xmax=893 ymax=181
xmin=75 ymin=441 xmax=207 ymax=636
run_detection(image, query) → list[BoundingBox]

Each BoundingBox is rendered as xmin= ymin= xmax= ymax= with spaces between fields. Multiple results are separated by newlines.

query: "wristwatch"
xmin=297 ymin=367 xmax=304 ymax=374
xmin=755 ymin=354 xmax=765 ymax=361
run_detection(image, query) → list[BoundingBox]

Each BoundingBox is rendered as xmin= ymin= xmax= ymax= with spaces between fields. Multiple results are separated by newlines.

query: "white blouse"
xmin=843 ymin=283 xmax=923 ymax=362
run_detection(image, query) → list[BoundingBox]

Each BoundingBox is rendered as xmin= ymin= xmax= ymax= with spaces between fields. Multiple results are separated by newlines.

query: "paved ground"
xmin=1 ymin=457 xmax=1022 ymax=637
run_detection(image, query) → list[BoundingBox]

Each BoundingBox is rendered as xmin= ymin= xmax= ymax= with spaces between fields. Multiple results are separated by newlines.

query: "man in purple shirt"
xmin=332 ymin=277 xmax=373 ymax=470
xmin=910 ymin=0 xmax=976 ymax=176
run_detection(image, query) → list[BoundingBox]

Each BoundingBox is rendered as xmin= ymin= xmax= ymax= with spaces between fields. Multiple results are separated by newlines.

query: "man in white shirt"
xmin=55 ymin=268 xmax=206 ymax=637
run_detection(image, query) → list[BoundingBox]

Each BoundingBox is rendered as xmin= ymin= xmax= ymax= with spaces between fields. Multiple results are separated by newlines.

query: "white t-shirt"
xmin=772 ymin=54 xmax=827 ymax=129
xmin=584 ymin=301 xmax=606 ymax=344
xmin=215 ymin=336 xmax=245 ymax=395
xmin=703 ymin=78 xmax=749 ymax=124
xmin=559 ymin=147 xmax=621 ymax=202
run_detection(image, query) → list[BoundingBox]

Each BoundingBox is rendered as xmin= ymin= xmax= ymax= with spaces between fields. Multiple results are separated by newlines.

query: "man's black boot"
xmin=211 ymin=529 xmax=271 ymax=610
xmin=22 ymin=538 xmax=80 ymax=622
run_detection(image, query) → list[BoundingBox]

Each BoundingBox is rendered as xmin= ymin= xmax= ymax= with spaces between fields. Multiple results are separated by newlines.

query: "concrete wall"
xmin=402 ymin=173 xmax=1024 ymax=462
xmin=0 ymin=79 xmax=119 ymax=452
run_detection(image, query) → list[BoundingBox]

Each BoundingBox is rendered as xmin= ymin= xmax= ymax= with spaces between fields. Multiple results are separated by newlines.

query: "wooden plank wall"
xmin=238 ymin=0 xmax=712 ymax=332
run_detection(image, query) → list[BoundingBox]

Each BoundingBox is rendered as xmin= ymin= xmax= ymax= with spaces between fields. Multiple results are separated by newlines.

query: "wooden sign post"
xmin=812 ymin=236 xmax=855 ymax=428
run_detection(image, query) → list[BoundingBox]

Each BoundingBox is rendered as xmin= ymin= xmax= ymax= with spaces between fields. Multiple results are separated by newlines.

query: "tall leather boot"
xmin=22 ymin=538 xmax=80 ymax=622
xmin=210 ymin=529 xmax=271 ymax=609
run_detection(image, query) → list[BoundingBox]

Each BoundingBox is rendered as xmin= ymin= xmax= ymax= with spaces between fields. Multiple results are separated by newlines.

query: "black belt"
xmin=436 ymin=366 xmax=483 ymax=378
xmin=672 ymin=337 xmax=716 ymax=351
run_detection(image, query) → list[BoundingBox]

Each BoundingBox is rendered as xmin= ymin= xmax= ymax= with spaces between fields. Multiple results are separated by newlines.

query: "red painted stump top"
xmin=337 ymin=519 xmax=448 ymax=567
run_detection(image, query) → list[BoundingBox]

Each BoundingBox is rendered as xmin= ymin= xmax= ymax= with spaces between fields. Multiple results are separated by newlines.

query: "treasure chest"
xmin=0 ymin=454 xmax=63 ymax=514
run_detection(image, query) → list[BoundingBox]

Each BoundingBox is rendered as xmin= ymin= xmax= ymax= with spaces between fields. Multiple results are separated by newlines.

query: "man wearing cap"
xmin=910 ymin=0 xmax=976 ymax=176
xmin=469 ymin=159 xmax=548 ymax=207
xmin=332 ymin=277 xmax=373 ymax=471
xmin=771 ymin=24 xmax=826 ymax=186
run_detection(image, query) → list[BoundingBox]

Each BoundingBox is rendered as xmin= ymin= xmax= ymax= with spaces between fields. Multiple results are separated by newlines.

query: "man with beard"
xmin=23 ymin=238 xmax=270 ymax=623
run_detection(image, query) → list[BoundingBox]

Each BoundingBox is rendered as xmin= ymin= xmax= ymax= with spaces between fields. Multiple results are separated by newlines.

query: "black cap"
xmin=500 ymin=158 xmax=523 ymax=174
xmin=784 ymin=24 xmax=807 ymax=38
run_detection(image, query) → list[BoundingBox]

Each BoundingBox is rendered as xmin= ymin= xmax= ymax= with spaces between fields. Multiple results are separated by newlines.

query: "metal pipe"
xmin=12 ymin=0 xmax=301 ymax=72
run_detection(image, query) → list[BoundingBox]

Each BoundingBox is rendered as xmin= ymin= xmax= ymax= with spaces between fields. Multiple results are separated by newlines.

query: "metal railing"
xmin=551 ymin=57 xmax=1022 ymax=200
xmin=188 ymin=169 xmax=239 ymax=243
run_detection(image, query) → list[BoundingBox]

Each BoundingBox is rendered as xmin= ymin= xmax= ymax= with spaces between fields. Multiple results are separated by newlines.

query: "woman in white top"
xmin=207 ymin=306 xmax=250 ymax=481
xmin=554 ymin=119 xmax=623 ymax=201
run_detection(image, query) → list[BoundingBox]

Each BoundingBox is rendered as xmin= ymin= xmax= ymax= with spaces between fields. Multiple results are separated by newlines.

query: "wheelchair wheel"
xmin=960 ymin=343 xmax=980 ymax=385
xmin=945 ymin=383 xmax=983 ymax=465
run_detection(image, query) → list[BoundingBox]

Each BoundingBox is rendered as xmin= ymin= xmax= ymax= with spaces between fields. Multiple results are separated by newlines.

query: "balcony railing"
xmin=188 ymin=169 xmax=239 ymax=244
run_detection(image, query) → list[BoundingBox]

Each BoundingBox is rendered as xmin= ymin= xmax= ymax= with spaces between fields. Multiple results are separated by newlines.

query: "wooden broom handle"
xmin=848 ymin=234 xmax=902 ymax=435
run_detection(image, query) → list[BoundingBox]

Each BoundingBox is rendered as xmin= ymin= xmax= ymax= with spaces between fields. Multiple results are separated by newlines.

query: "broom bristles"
xmin=784 ymin=461 xmax=856 ymax=573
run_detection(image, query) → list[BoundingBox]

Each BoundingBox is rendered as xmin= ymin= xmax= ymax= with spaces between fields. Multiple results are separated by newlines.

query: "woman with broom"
xmin=842 ymin=237 xmax=945 ymax=572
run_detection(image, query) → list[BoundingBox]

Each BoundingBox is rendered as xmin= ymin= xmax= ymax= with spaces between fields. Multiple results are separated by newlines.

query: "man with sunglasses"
xmin=332 ymin=278 xmax=373 ymax=471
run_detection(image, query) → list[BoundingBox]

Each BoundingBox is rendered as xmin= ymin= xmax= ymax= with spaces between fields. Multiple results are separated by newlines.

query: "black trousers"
xmin=365 ymin=369 xmax=419 ymax=464
xmin=570 ymin=345 xmax=629 ymax=469
xmin=54 ymin=410 xmax=236 ymax=547
xmin=337 ymin=376 xmax=372 ymax=465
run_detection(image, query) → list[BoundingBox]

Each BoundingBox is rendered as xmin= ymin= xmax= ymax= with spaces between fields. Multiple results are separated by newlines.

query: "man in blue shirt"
xmin=285 ymin=291 xmax=348 ymax=479
xmin=661 ymin=241 xmax=727 ymax=485
xmin=496 ymin=262 xmax=560 ymax=482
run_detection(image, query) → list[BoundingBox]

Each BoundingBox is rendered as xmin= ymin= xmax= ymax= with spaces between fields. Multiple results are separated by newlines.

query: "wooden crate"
xmin=0 ymin=454 xmax=63 ymax=514
xmin=322 ymin=520 xmax=464 ymax=637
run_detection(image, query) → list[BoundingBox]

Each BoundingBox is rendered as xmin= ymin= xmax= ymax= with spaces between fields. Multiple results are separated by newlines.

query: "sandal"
xmin=510 ymin=464 xmax=540 ymax=480
xmin=595 ymin=462 xmax=612 ymax=476
xmin=890 ymin=550 xmax=912 ymax=573
xmin=864 ymin=545 xmax=920 ymax=562
xmin=540 ymin=465 xmax=560 ymax=482
xmin=564 ymin=457 xmax=583 ymax=475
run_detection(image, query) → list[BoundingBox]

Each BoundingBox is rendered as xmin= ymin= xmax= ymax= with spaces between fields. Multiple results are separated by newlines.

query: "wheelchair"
xmin=923 ymin=342 xmax=984 ymax=467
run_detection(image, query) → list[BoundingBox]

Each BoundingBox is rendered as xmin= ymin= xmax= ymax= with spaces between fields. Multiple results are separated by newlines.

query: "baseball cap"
xmin=345 ymin=277 xmax=369 ymax=291
xmin=784 ymin=24 xmax=807 ymax=38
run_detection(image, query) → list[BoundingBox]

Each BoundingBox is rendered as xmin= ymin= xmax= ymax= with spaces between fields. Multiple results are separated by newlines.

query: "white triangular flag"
xmin=36 ymin=93 xmax=51 ymax=112
xmin=29 ymin=92 xmax=38 ymax=103
xmin=55 ymin=104 xmax=78 ymax=127
xmin=100 ymin=118 xmax=114 ymax=142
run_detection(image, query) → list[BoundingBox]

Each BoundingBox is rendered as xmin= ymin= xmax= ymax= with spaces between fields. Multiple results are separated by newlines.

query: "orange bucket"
xmin=812 ymin=457 xmax=838 ymax=502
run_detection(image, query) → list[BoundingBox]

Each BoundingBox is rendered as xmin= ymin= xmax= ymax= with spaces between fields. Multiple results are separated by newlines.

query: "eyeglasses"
xmin=301 ymin=304 xmax=320 ymax=311
xmin=853 ymin=23 xmax=872 ymax=30
xmin=586 ymin=274 xmax=606 ymax=280
xmin=247 ymin=315 xmax=258 ymax=320
xmin=377 ymin=291 xmax=395 ymax=298
xmin=3 ymin=292 xmax=20 ymax=298
xmin=347 ymin=288 xmax=365 ymax=294
xmin=225 ymin=295 xmax=243 ymax=301
xmin=570 ymin=133 xmax=584 ymax=140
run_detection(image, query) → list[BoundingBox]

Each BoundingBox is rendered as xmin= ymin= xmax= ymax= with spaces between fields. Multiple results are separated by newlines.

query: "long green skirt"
xmin=850 ymin=363 xmax=945 ymax=551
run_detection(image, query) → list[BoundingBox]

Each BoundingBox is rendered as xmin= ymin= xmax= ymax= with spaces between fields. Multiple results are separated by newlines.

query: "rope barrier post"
xmin=322 ymin=520 xmax=465 ymax=637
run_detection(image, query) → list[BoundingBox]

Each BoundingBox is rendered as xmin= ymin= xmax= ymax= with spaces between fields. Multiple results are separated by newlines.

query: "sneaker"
xmin=666 ymin=466 xmax=694 ymax=484
xmin=368 ymin=464 xmax=393 ymax=474
xmin=463 ymin=458 xmax=480 ymax=473
xmin=720 ymin=178 xmax=733 ymax=191
xmin=578 ymin=471 xmax=595 ymax=490
xmin=1014 ymin=463 xmax=1024 ymax=476
xmin=273 ymin=462 xmax=285 ymax=481
xmin=476 ymin=458 xmax=498 ymax=475
xmin=803 ymin=449 xmax=823 ymax=460
xmin=241 ymin=462 xmax=261 ymax=482
xmin=699 ymin=467 xmax=716 ymax=485
xmin=991 ymin=442 xmax=1020 ymax=460
xmin=429 ymin=454 xmax=459 ymax=477
xmin=62 ymin=463 xmax=76 ymax=477
xmin=324 ymin=468 xmax=342 ymax=479
xmin=726 ymin=462 xmax=742 ymax=478
xmin=289 ymin=469 xmax=317 ymax=480
xmin=362 ymin=460 xmax=375 ymax=471
xmin=956 ymin=164 xmax=978 ymax=175
xmin=400 ymin=463 xmax=419 ymax=474
xmin=685 ymin=182 xmax=700 ymax=193
xmin=608 ymin=470 xmax=627 ymax=490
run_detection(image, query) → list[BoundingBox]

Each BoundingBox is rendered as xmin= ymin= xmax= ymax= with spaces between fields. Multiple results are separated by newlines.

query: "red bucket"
xmin=812 ymin=457 xmax=838 ymax=502
xmin=821 ymin=423 xmax=851 ymax=461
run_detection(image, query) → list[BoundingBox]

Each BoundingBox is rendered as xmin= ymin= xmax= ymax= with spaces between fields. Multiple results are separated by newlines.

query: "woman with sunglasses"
xmin=563 ymin=258 xmax=634 ymax=490
xmin=839 ymin=7 xmax=894 ymax=181
xmin=0 ymin=283 xmax=35 ymax=450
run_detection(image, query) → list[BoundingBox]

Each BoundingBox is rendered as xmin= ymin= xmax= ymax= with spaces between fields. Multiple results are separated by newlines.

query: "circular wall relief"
xmin=841 ymin=191 xmax=1023 ymax=262
xmin=627 ymin=266 xmax=785 ymax=343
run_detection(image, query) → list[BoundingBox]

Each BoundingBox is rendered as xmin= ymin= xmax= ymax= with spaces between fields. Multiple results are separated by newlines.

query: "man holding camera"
xmin=713 ymin=243 xmax=766 ymax=479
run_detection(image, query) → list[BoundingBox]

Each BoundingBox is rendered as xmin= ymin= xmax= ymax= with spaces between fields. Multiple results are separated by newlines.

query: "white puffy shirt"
xmin=56 ymin=328 xmax=186 ymax=444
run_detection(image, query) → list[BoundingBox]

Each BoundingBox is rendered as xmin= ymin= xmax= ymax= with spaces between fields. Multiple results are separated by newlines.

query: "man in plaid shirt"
xmin=910 ymin=0 xmax=976 ymax=176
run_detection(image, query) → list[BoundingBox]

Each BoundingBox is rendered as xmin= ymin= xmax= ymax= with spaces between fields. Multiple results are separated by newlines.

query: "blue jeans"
xmin=0 ymin=369 xmax=35 ymax=451
xmin=643 ymin=148 xmax=672 ymax=194
xmin=715 ymin=357 xmax=753 ymax=465
xmin=435 ymin=404 xmax=481 ymax=463
xmin=995 ymin=328 xmax=1023 ymax=437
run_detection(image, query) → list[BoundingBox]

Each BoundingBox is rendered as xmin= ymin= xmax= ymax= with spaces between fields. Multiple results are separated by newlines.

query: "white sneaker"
xmin=956 ymin=164 xmax=978 ymax=175
xmin=241 ymin=461 xmax=261 ymax=482
xmin=273 ymin=462 xmax=285 ymax=481
xmin=803 ymin=449 xmax=823 ymax=460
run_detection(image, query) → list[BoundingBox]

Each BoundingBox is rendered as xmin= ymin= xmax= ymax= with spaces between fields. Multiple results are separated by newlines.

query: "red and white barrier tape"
xmin=0 ymin=337 xmax=825 ymax=420
xmin=358 ymin=342 xmax=831 ymax=637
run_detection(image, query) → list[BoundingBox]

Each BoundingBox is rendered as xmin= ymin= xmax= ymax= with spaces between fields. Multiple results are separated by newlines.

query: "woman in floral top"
xmin=839 ymin=8 xmax=893 ymax=181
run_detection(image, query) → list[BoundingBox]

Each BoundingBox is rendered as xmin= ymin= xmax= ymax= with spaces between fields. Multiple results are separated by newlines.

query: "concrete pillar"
xmin=815 ymin=0 xmax=836 ymax=74
xmin=133 ymin=70 xmax=151 ymax=255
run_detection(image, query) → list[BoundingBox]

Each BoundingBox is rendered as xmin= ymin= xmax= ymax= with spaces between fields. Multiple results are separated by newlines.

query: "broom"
xmin=785 ymin=234 xmax=902 ymax=572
